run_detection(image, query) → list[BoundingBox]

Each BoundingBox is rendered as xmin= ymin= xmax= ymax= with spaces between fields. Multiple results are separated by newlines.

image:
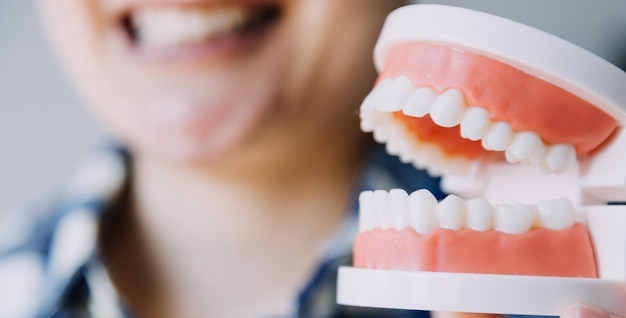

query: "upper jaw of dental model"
xmin=358 ymin=188 xmax=577 ymax=234
xmin=360 ymin=76 xmax=577 ymax=176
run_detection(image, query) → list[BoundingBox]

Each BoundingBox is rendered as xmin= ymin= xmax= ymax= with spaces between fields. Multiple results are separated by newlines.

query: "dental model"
xmin=337 ymin=5 xmax=626 ymax=315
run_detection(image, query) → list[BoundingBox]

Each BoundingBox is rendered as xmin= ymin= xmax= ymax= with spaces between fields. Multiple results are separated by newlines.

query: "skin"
xmin=39 ymin=0 xmax=405 ymax=316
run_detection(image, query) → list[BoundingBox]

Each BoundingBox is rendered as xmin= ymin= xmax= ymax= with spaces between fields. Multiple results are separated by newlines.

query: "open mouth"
xmin=341 ymin=5 xmax=626 ymax=315
xmin=354 ymin=41 xmax=617 ymax=278
xmin=120 ymin=2 xmax=283 ymax=55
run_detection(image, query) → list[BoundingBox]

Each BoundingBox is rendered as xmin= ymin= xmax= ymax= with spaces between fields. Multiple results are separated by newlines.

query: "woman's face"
xmin=39 ymin=0 xmax=402 ymax=163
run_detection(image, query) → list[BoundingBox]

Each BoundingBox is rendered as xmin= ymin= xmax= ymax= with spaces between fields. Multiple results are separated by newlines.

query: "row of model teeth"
xmin=359 ymin=189 xmax=577 ymax=234
xmin=131 ymin=7 xmax=248 ymax=48
xmin=362 ymin=111 xmax=473 ymax=176
xmin=360 ymin=76 xmax=577 ymax=174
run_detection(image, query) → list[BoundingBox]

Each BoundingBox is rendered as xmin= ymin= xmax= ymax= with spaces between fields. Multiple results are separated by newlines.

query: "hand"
xmin=562 ymin=304 xmax=625 ymax=318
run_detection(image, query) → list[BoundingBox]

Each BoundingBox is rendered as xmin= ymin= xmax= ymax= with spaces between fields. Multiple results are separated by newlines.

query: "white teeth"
xmin=360 ymin=78 xmax=579 ymax=174
xmin=437 ymin=195 xmax=466 ymax=230
xmin=429 ymin=89 xmax=466 ymax=128
xmin=360 ymin=111 xmax=387 ymax=132
xmin=506 ymin=131 xmax=546 ymax=164
xmin=460 ymin=107 xmax=491 ymax=141
xmin=366 ymin=78 xmax=393 ymax=113
xmin=358 ymin=191 xmax=376 ymax=232
xmin=389 ymin=189 xmax=410 ymax=230
xmin=537 ymin=198 xmax=576 ymax=230
xmin=132 ymin=7 xmax=247 ymax=48
xmin=374 ymin=190 xmax=392 ymax=230
xmin=402 ymin=87 xmax=438 ymax=117
xmin=376 ymin=76 xmax=414 ymax=112
xmin=358 ymin=189 xmax=579 ymax=234
xmin=543 ymin=144 xmax=577 ymax=174
xmin=482 ymin=122 xmax=513 ymax=151
xmin=495 ymin=203 xmax=538 ymax=234
xmin=409 ymin=189 xmax=439 ymax=234
xmin=466 ymin=197 xmax=494 ymax=232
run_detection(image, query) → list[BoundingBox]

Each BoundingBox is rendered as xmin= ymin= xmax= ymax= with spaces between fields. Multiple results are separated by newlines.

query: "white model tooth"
xmin=360 ymin=112 xmax=378 ymax=132
xmin=384 ymin=124 xmax=405 ymax=155
xmin=397 ymin=140 xmax=414 ymax=163
xmin=372 ymin=124 xmax=392 ymax=143
xmin=402 ymin=87 xmax=437 ymax=118
xmin=374 ymin=190 xmax=391 ymax=230
xmin=482 ymin=122 xmax=513 ymax=151
xmin=359 ymin=87 xmax=378 ymax=114
xmin=389 ymin=189 xmax=410 ymax=230
xmin=358 ymin=191 xmax=376 ymax=232
xmin=537 ymin=198 xmax=576 ymax=230
xmin=429 ymin=89 xmax=466 ymax=128
xmin=369 ymin=78 xmax=393 ymax=113
xmin=544 ymin=144 xmax=577 ymax=174
xmin=460 ymin=106 xmax=491 ymax=141
xmin=495 ymin=203 xmax=538 ymax=234
xmin=413 ymin=143 xmax=446 ymax=177
xmin=506 ymin=131 xmax=546 ymax=164
xmin=377 ymin=76 xmax=414 ymax=112
xmin=408 ymin=189 xmax=439 ymax=234
xmin=437 ymin=194 xmax=466 ymax=230
xmin=466 ymin=197 xmax=494 ymax=232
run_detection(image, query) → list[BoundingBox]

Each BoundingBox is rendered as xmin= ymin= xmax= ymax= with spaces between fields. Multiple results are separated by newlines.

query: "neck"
xmin=114 ymin=131 xmax=370 ymax=317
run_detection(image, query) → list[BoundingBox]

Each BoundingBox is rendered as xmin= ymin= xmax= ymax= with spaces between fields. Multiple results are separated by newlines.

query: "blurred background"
xmin=1 ymin=0 xmax=626 ymax=216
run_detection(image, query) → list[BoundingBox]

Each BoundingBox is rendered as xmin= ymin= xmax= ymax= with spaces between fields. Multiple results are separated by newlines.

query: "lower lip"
xmin=121 ymin=12 xmax=282 ymax=64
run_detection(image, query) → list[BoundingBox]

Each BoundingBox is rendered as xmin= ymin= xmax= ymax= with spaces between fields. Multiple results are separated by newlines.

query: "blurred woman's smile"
xmin=119 ymin=2 xmax=284 ymax=61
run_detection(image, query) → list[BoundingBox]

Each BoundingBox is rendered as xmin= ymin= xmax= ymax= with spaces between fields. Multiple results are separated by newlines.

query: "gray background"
xmin=1 ymin=0 xmax=626 ymax=215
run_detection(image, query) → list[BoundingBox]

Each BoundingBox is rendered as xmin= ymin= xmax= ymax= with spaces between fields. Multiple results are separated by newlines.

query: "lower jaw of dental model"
xmin=353 ymin=189 xmax=597 ymax=277
xmin=355 ymin=41 xmax=620 ymax=279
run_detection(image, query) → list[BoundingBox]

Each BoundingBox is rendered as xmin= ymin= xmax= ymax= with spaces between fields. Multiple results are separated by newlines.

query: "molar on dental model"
xmin=338 ymin=4 xmax=626 ymax=316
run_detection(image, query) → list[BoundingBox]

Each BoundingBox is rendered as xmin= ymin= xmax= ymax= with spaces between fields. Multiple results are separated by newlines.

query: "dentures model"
xmin=337 ymin=5 xmax=626 ymax=315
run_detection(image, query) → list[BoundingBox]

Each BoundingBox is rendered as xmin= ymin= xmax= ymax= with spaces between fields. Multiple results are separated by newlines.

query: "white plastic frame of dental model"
xmin=337 ymin=4 xmax=626 ymax=316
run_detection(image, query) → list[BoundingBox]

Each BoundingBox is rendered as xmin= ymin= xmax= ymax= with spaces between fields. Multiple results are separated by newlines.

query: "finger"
xmin=561 ymin=303 xmax=626 ymax=318
xmin=433 ymin=312 xmax=502 ymax=318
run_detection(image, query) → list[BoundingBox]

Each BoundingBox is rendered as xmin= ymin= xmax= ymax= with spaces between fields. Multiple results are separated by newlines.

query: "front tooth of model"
xmin=359 ymin=87 xmax=378 ymax=114
xmin=374 ymin=190 xmax=391 ymax=230
xmin=507 ymin=131 xmax=546 ymax=164
xmin=389 ymin=189 xmax=410 ymax=230
xmin=437 ymin=194 xmax=466 ymax=230
xmin=358 ymin=191 xmax=376 ymax=232
xmin=466 ymin=197 xmax=494 ymax=232
xmin=369 ymin=78 xmax=393 ymax=112
xmin=409 ymin=189 xmax=439 ymax=234
xmin=402 ymin=87 xmax=438 ymax=118
xmin=537 ymin=198 xmax=576 ymax=230
xmin=429 ymin=89 xmax=466 ymax=128
xmin=460 ymin=106 xmax=491 ymax=141
xmin=482 ymin=122 xmax=513 ymax=151
xmin=377 ymin=76 xmax=414 ymax=112
xmin=544 ymin=144 xmax=577 ymax=173
xmin=495 ymin=203 xmax=538 ymax=234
